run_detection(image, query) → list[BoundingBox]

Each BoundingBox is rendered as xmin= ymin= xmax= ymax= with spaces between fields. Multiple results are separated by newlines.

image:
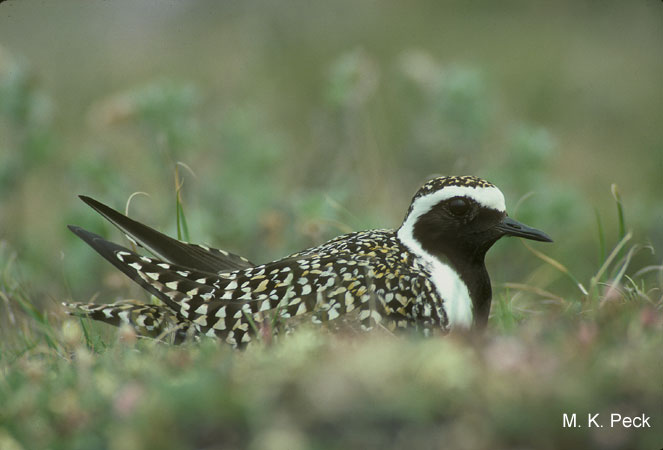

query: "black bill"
xmin=496 ymin=216 xmax=553 ymax=242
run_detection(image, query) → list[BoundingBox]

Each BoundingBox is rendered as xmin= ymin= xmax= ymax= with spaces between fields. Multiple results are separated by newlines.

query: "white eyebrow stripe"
xmin=411 ymin=185 xmax=506 ymax=218
xmin=398 ymin=186 xmax=506 ymax=257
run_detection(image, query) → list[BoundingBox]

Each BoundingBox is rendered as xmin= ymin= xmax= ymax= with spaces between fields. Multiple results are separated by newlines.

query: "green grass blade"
xmin=521 ymin=241 xmax=588 ymax=296
xmin=176 ymin=197 xmax=190 ymax=242
xmin=242 ymin=309 xmax=261 ymax=342
xmin=11 ymin=293 xmax=59 ymax=351
xmin=611 ymin=184 xmax=626 ymax=241
xmin=589 ymin=231 xmax=632 ymax=302
xmin=594 ymin=208 xmax=606 ymax=266
xmin=174 ymin=164 xmax=191 ymax=242
xmin=78 ymin=316 xmax=95 ymax=351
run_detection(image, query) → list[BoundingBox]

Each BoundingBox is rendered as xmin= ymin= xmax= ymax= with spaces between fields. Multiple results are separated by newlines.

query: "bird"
xmin=64 ymin=175 xmax=552 ymax=347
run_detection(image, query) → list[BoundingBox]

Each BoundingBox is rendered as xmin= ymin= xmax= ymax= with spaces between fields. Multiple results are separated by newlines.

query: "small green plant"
xmin=491 ymin=182 xmax=660 ymax=334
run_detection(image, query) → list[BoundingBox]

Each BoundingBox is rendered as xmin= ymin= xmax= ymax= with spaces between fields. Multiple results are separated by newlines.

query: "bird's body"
xmin=65 ymin=176 xmax=552 ymax=347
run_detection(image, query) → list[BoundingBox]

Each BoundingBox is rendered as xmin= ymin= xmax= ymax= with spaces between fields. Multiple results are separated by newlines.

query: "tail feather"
xmin=64 ymin=300 xmax=192 ymax=342
xmin=67 ymin=195 xmax=258 ymax=343
xmin=78 ymin=195 xmax=254 ymax=273
xmin=67 ymin=225 xmax=191 ymax=313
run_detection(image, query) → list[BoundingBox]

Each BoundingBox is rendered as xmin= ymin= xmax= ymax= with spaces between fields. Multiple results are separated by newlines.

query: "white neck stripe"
xmin=397 ymin=225 xmax=474 ymax=328
xmin=395 ymin=185 xmax=505 ymax=328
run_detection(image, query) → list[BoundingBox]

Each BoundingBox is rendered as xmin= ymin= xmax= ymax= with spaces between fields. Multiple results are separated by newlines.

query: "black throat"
xmin=411 ymin=226 xmax=497 ymax=329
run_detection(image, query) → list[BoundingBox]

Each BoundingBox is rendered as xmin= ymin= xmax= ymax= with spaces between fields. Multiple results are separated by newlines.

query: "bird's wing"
xmin=78 ymin=195 xmax=254 ymax=273
xmin=67 ymin=226 xmax=381 ymax=346
xmin=68 ymin=225 xmax=442 ymax=346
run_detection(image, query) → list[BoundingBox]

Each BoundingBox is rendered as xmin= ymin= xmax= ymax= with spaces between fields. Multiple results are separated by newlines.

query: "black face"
xmin=408 ymin=192 xmax=552 ymax=329
xmin=412 ymin=196 xmax=552 ymax=261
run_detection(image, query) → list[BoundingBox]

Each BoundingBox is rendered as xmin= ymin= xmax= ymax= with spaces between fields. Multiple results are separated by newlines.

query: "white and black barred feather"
xmin=67 ymin=226 xmax=446 ymax=347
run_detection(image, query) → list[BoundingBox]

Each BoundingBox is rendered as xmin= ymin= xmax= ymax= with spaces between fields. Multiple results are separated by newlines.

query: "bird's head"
xmin=398 ymin=176 xmax=552 ymax=262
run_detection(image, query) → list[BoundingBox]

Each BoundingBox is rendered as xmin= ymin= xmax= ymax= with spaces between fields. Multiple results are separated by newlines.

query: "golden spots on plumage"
xmin=254 ymin=279 xmax=269 ymax=293
xmin=418 ymin=175 xmax=494 ymax=194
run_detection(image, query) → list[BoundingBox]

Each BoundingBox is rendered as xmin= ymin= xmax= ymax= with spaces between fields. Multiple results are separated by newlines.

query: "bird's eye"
xmin=447 ymin=197 xmax=471 ymax=216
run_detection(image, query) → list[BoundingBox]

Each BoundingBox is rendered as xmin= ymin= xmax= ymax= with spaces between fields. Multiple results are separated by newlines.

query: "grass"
xmin=0 ymin=185 xmax=661 ymax=450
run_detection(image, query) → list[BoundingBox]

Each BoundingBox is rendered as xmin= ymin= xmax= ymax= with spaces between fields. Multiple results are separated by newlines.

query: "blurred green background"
xmin=1 ymin=2 xmax=662 ymax=450
xmin=0 ymin=0 xmax=661 ymax=308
